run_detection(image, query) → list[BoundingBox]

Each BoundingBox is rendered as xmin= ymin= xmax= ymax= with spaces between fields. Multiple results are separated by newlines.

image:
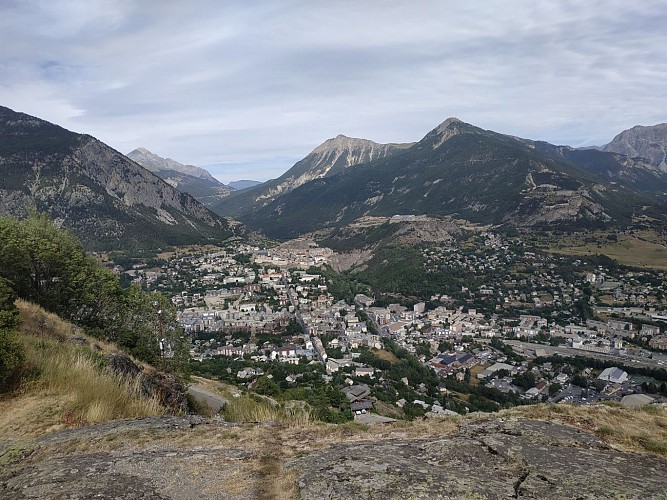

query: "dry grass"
xmin=222 ymin=394 xmax=313 ymax=427
xmin=13 ymin=335 xmax=164 ymax=427
xmin=0 ymin=301 xmax=166 ymax=438
xmin=372 ymin=348 xmax=400 ymax=364
xmin=16 ymin=300 xmax=126 ymax=357
xmin=508 ymin=403 xmax=667 ymax=456
xmin=543 ymin=231 xmax=667 ymax=270
xmin=190 ymin=375 xmax=239 ymax=397
xmin=16 ymin=299 xmax=78 ymax=341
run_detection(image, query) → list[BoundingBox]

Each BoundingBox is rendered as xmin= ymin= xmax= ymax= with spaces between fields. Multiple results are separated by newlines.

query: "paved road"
xmin=187 ymin=385 xmax=229 ymax=415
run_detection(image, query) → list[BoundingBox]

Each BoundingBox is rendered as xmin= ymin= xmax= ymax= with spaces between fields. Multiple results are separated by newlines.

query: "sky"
xmin=1 ymin=1 xmax=666 ymax=183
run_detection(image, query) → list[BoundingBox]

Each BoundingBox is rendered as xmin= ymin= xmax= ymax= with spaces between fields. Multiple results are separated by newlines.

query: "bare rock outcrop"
xmin=2 ymin=416 xmax=666 ymax=499
xmin=288 ymin=417 xmax=667 ymax=499
xmin=106 ymin=353 xmax=188 ymax=414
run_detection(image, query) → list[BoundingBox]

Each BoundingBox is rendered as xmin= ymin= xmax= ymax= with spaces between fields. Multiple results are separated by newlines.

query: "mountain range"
xmin=0 ymin=106 xmax=248 ymax=250
xmin=1 ymin=103 xmax=666 ymax=248
xmin=213 ymin=118 xmax=667 ymax=239
xmin=213 ymin=135 xmax=413 ymax=218
xmin=126 ymin=147 xmax=234 ymax=208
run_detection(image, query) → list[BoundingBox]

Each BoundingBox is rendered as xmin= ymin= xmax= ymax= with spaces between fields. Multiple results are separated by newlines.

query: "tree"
xmin=548 ymin=383 xmax=562 ymax=396
xmin=0 ymin=278 xmax=23 ymax=391
xmin=512 ymin=371 xmax=536 ymax=390
xmin=254 ymin=376 xmax=280 ymax=396
xmin=0 ymin=214 xmax=183 ymax=369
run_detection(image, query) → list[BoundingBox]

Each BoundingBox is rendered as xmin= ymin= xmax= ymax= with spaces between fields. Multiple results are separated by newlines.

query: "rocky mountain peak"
xmin=435 ymin=117 xmax=463 ymax=130
xmin=602 ymin=122 xmax=667 ymax=171
xmin=313 ymin=135 xmax=379 ymax=155
xmin=428 ymin=117 xmax=468 ymax=149
xmin=127 ymin=148 xmax=220 ymax=183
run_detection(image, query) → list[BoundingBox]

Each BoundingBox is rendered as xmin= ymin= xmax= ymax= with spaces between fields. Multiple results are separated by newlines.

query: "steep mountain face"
xmin=602 ymin=123 xmax=667 ymax=171
xmin=239 ymin=118 xmax=663 ymax=239
xmin=0 ymin=106 xmax=247 ymax=250
xmin=213 ymin=135 xmax=413 ymax=218
xmin=126 ymin=148 xmax=234 ymax=207
xmin=521 ymin=140 xmax=667 ymax=194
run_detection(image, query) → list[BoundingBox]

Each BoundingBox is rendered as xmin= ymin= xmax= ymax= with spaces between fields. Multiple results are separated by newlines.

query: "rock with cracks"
xmin=287 ymin=417 xmax=667 ymax=499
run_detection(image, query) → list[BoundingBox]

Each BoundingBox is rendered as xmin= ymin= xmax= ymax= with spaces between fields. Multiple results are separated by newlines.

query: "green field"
xmin=543 ymin=231 xmax=667 ymax=270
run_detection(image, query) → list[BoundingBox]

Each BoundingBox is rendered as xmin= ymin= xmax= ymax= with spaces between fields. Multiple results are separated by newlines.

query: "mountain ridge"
xmin=0 ymin=105 xmax=247 ymax=249
xmin=229 ymin=118 xmax=666 ymax=239
xmin=126 ymin=147 xmax=234 ymax=207
xmin=127 ymin=147 xmax=220 ymax=183
xmin=212 ymin=134 xmax=414 ymax=218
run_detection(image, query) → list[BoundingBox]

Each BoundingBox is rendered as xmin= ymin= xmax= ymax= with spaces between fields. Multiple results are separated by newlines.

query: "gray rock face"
xmin=0 ymin=417 xmax=253 ymax=500
xmin=2 ymin=416 xmax=666 ymax=499
xmin=288 ymin=417 xmax=667 ymax=499
xmin=127 ymin=147 xmax=220 ymax=184
xmin=254 ymin=135 xmax=414 ymax=205
xmin=106 ymin=354 xmax=189 ymax=414
xmin=603 ymin=123 xmax=667 ymax=171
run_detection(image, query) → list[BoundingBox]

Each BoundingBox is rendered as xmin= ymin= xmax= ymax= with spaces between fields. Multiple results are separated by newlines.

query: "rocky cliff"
xmin=602 ymin=123 xmax=667 ymax=171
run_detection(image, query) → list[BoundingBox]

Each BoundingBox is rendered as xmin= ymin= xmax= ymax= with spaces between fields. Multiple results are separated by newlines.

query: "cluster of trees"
xmin=0 ymin=214 xmax=187 ymax=371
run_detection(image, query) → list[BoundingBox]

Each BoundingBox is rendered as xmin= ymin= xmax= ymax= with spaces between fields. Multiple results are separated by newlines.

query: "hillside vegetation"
xmin=0 ymin=298 xmax=166 ymax=438
xmin=0 ymin=213 xmax=187 ymax=369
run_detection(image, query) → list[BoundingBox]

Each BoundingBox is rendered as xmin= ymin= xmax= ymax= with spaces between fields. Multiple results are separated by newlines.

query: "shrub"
xmin=0 ymin=329 xmax=25 ymax=391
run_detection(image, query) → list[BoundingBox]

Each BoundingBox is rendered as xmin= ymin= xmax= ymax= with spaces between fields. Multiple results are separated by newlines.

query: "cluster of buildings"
xmin=125 ymin=230 xmax=666 ymax=418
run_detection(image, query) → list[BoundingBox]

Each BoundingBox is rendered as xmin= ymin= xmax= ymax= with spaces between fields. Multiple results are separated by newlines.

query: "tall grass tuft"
xmin=21 ymin=335 xmax=165 ymax=424
xmin=222 ymin=394 xmax=313 ymax=426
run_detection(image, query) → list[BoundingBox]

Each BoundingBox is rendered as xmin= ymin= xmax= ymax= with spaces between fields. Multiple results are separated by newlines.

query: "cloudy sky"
xmin=2 ymin=1 xmax=666 ymax=183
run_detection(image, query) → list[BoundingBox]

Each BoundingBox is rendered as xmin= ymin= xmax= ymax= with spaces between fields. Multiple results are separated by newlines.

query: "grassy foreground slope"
xmin=0 ymin=300 xmax=166 ymax=438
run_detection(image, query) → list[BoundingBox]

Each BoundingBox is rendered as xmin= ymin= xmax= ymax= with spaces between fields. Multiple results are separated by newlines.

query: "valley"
xmin=109 ymin=219 xmax=667 ymax=422
xmin=1 ymin=106 xmax=666 ymax=498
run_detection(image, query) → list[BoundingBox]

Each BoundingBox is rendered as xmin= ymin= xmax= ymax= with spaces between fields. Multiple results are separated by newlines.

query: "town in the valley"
xmin=120 ymin=230 xmax=667 ymax=422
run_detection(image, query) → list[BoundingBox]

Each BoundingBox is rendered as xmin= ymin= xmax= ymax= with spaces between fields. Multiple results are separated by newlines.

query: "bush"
xmin=0 ymin=328 xmax=25 ymax=391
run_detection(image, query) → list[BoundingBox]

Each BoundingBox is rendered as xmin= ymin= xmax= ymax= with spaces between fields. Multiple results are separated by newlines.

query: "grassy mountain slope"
xmin=244 ymin=119 xmax=662 ymax=239
xmin=0 ymin=106 xmax=248 ymax=250
xmin=0 ymin=300 xmax=166 ymax=437
xmin=213 ymin=134 xmax=413 ymax=219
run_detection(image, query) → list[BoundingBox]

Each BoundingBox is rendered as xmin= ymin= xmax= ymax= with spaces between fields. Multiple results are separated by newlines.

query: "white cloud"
xmin=1 ymin=0 xmax=666 ymax=180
